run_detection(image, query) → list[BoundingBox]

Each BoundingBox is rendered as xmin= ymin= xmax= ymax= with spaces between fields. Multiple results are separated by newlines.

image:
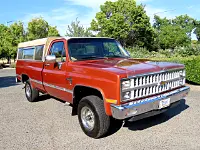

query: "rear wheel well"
xmin=72 ymin=86 xmax=103 ymax=115
xmin=21 ymin=74 xmax=29 ymax=83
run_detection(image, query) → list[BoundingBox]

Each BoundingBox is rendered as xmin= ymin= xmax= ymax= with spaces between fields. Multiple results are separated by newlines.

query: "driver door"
xmin=42 ymin=39 xmax=73 ymax=102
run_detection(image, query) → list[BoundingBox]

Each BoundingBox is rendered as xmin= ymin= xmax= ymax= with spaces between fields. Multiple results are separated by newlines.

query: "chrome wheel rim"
xmin=26 ymin=84 xmax=31 ymax=97
xmin=81 ymin=106 xmax=95 ymax=131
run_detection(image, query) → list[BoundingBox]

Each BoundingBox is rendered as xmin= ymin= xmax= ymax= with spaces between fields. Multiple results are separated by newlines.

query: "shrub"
xmin=173 ymin=46 xmax=200 ymax=57
xmin=127 ymin=46 xmax=151 ymax=58
xmin=158 ymin=49 xmax=172 ymax=58
xmin=151 ymin=56 xmax=200 ymax=85
xmin=184 ymin=56 xmax=200 ymax=84
xmin=128 ymin=46 xmax=200 ymax=59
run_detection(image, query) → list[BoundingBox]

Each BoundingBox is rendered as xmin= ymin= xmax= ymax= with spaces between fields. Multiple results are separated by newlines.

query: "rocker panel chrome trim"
xmin=30 ymin=78 xmax=73 ymax=94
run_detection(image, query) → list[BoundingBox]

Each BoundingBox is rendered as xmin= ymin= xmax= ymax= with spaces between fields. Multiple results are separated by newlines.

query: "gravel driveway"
xmin=0 ymin=69 xmax=200 ymax=150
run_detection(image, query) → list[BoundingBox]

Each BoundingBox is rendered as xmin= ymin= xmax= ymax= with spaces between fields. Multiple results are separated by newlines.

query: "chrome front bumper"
xmin=111 ymin=86 xmax=190 ymax=120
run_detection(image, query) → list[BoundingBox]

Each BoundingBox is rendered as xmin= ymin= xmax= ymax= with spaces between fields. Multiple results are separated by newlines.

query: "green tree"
xmin=0 ymin=24 xmax=15 ymax=63
xmin=194 ymin=21 xmax=200 ymax=41
xmin=153 ymin=15 xmax=171 ymax=30
xmin=172 ymin=15 xmax=196 ymax=38
xmin=9 ymin=22 xmax=26 ymax=61
xmin=0 ymin=18 xmax=60 ymax=63
xmin=153 ymin=15 xmax=195 ymax=49
xmin=0 ymin=25 xmax=13 ymax=63
xmin=66 ymin=18 xmax=92 ymax=37
xmin=154 ymin=15 xmax=196 ymax=38
xmin=195 ymin=27 xmax=200 ymax=41
xmin=48 ymin=26 xmax=60 ymax=37
xmin=0 ymin=24 xmax=7 ymax=59
xmin=27 ymin=17 xmax=60 ymax=40
xmin=0 ymin=22 xmax=26 ymax=63
xmin=27 ymin=18 xmax=49 ymax=40
xmin=156 ymin=25 xmax=190 ymax=49
xmin=90 ymin=0 xmax=155 ymax=49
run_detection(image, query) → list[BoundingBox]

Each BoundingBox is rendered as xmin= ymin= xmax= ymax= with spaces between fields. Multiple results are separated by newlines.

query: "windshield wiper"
xmin=78 ymin=55 xmax=130 ymax=61
xmin=104 ymin=55 xmax=130 ymax=58
xmin=79 ymin=56 xmax=105 ymax=60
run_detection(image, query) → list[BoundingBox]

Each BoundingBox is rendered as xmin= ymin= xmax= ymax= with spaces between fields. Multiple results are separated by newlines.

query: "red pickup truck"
xmin=16 ymin=37 xmax=190 ymax=138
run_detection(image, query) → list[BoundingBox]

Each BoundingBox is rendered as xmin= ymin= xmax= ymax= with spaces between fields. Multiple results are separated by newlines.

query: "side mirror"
xmin=45 ymin=55 xmax=56 ymax=63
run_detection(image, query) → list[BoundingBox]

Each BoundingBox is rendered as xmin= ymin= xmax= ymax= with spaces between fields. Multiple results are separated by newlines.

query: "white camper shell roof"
xmin=18 ymin=37 xmax=115 ymax=58
xmin=18 ymin=37 xmax=114 ymax=48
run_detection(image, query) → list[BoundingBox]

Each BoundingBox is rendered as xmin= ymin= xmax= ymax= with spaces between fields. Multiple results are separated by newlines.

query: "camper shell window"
xmin=17 ymin=45 xmax=44 ymax=61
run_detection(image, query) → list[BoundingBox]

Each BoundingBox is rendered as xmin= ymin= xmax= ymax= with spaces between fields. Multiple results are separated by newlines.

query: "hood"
xmin=76 ymin=58 xmax=184 ymax=77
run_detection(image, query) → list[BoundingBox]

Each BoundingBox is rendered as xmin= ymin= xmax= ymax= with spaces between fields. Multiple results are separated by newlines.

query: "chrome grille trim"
xmin=121 ymin=69 xmax=186 ymax=102
xmin=125 ymin=68 xmax=185 ymax=79
xmin=123 ymin=77 xmax=185 ymax=92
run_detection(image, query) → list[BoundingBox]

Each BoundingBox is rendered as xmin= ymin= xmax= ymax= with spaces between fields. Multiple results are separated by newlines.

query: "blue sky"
xmin=1 ymin=0 xmax=200 ymax=37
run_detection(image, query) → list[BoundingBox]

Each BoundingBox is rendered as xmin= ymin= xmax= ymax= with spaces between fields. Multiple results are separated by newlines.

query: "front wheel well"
xmin=72 ymin=86 xmax=104 ymax=115
xmin=73 ymin=86 xmax=103 ymax=105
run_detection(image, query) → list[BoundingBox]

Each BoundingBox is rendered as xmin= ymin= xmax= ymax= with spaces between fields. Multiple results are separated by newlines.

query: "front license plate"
xmin=159 ymin=98 xmax=170 ymax=109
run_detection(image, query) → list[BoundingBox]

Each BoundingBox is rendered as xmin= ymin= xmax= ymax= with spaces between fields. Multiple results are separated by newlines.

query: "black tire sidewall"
xmin=25 ymin=81 xmax=33 ymax=102
xmin=78 ymin=99 xmax=101 ymax=138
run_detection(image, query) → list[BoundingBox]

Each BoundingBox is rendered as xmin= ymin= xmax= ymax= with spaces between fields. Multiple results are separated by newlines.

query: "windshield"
xmin=68 ymin=38 xmax=130 ymax=61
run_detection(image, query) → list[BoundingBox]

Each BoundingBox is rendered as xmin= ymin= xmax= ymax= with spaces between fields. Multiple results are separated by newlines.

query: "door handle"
xmin=58 ymin=62 xmax=62 ymax=70
xmin=66 ymin=77 xmax=72 ymax=85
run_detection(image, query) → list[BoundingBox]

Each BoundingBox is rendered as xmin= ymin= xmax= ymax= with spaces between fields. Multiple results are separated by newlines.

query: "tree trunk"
xmin=7 ymin=57 xmax=11 ymax=64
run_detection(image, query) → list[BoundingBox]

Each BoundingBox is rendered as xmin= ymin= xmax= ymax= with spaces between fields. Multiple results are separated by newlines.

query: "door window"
xmin=23 ymin=48 xmax=35 ymax=60
xmin=17 ymin=48 xmax=23 ymax=59
xmin=35 ymin=45 xmax=44 ymax=60
xmin=49 ymin=41 xmax=66 ymax=62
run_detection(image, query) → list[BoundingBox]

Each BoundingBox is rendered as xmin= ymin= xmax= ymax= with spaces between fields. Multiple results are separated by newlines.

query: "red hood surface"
xmin=75 ymin=58 xmax=185 ymax=77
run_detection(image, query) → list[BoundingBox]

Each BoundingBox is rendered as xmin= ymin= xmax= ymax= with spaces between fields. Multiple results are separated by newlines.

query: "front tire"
xmin=25 ymin=80 xmax=39 ymax=102
xmin=78 ymin=96 xmax=110 ymax=139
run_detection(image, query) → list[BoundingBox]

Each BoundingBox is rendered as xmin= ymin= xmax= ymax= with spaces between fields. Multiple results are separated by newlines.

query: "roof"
xmin=64 ymin=37 xmax=114 ymax=40
xmin=18 ymin=37 xmax=114 ymax=48
xmin=18 ymin=38 xmax=48 ymax=48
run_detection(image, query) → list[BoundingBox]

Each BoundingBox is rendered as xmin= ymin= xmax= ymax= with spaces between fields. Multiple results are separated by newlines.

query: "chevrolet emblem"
xmin=159 ymin=81 xmax=167 ymax=86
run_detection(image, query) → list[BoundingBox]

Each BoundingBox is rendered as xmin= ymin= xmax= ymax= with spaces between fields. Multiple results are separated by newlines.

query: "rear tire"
xmin=78 ymin=96 xmax=110 ymax=139
xmin=25 ymin=80 xmax=39 ymax=102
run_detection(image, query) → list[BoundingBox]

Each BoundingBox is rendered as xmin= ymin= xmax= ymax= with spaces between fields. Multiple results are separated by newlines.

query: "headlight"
xmin=122 ymin=91 xmax=131 ymax=100
xmin=121 ymin=80 xmax=131 ymax=90
xmin=179 ymin=70 xmax=186 ymax=77
xmin=179 ymin=78 xmax=186 ymax=85
xmin=179 ymin=70 xmax=186 ymax=85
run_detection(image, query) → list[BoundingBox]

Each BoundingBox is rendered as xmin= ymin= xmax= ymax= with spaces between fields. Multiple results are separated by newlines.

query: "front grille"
xmin=122 ymin=69 xmax=186 ymax=101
